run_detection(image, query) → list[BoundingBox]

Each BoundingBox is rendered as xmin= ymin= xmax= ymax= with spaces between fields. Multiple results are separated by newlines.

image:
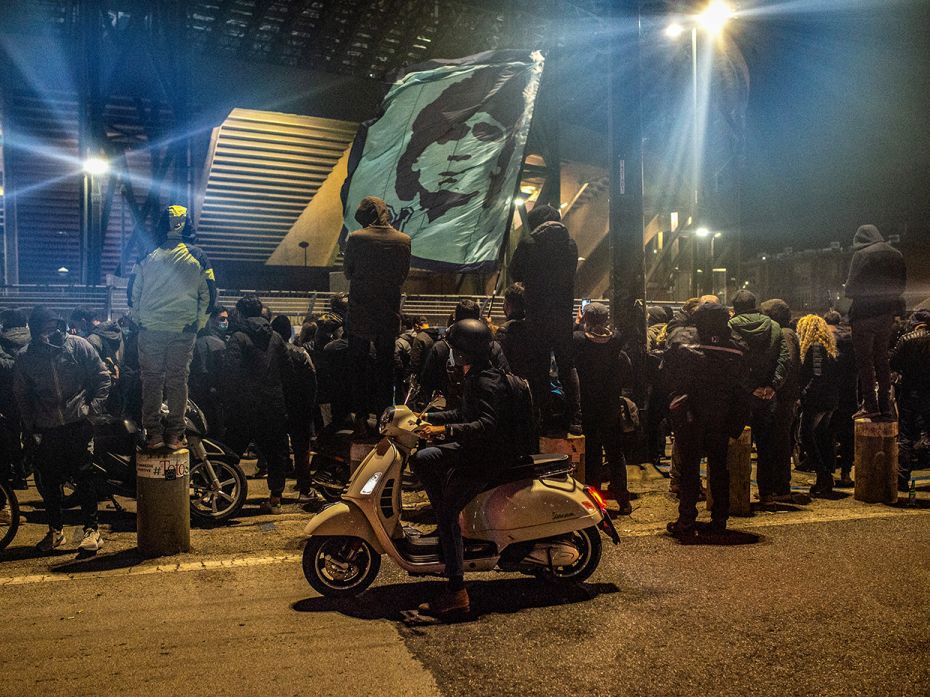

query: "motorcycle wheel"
xmin=542 ymin=526 xmax=602 ymax=585
xmin=0 ymin=480 xmax=20 ymax=551
xmin=189 ymin=459 xmax=248 ymax=523
xmin=302 ymin=536 xmax=381 ymax=598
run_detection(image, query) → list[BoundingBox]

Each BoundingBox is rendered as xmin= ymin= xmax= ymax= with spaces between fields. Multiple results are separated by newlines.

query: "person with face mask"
xmin=342 ymin=196 xmax=411 ymax=435
xmin=128 ymin=204 xmax=216 ymax=450
xmin=12 ymin=306 xmax=110 ymax=553
xmin=189 ymin=306 xmax=229 ymax=438
xmin=411 ymin=318 xmax=516 ymax=618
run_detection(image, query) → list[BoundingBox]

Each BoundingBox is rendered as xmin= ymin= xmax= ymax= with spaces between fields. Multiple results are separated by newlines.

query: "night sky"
xmin=738 ymin=0 xmax=930 ymax=254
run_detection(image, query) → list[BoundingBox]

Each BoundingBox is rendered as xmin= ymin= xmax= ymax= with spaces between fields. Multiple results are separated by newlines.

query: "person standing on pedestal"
xmin=510 ymin=204 xmax=582 ymax=435
xmin=844 ymin=224 xmax=906 ymax=420
xmin=343 ymin=196 xmax=411 ymax=434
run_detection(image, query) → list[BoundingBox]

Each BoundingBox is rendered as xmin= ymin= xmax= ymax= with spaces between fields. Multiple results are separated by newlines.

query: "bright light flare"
xmin=83 ymin=156 xmax=110 ymax=176
xmin=664 ymin=22 xmax=686 ymax=39
xmin=698 ymin=1 xmax=735 ymax=34
xmin=696 ymin=226 xmax=711 ymax=237
xmin=513 ymin=196 xmax=526 ymax=207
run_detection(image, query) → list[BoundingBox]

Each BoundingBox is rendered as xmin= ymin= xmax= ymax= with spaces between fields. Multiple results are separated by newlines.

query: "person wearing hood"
xmin=824 ymin=311 xmax=856 ymax=486
xmin=662 ymin=302 xmax=748 ymax=540
xmin=496 ymin=283 xmax=547 ymax=407
xmin=509 ymin=204 xmax=583 ymax=435
xmin=573 ymin=303 xmax=633 ymax=514
xmin=729 ymin=290 xmax=792 ymax=503
xmin=13 ymin=306 xmax=110 ymax=552
xmin=844 ymin=224 xmax=906 ymax=419
xmin=343 ymin=196 xmax=411 ymax=432
xmin=890 ymin=309 xmax=930 ymax=491
xmin=760 ymin=298 xmax=801 ymax=499
xmin=85 ymin=311 xmax=126 ymax=416
xmin=129 ymin=205 xmax=216 ymax=450
xmin=223 ymin=295 xmax=290 ymax=514
xmin=0 ymin=308 xmax=31 ymax=489
xmin=189 ymin=306 xmax=230 ymax=438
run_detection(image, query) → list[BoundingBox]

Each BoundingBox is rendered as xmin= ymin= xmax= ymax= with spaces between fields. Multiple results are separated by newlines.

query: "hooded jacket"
xmin=129 ymin=240 xmax=216 ymax=333
xmin=573 ymin=327 xmax=631 ymax=418
xmin=729 ymin=313 xmax=790 ymax=393
xmin=844 ymin=225 xmax=906 ymax=321
xmin=510 ymin=221 xmax=578 ymax=329
xmin=12 ymin=334 xmax=110 ymax=431
xmin=224 ymin=317 xmax=288 ymax=416
xmin=87 ymin=321 xmax=125 ymax=367
xmin=343 ymin=197 xmax=411 ymax=339
xmin=0 ymin=325 xmax=31 ymax=416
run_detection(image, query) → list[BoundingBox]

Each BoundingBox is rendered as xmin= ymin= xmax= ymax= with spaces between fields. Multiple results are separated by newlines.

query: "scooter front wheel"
xmin=302 ymin=536 xmax=381 ymax=598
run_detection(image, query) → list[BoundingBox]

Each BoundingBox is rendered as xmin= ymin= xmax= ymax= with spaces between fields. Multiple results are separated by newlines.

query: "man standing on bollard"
xmin=844 ymin=224 xmax=906 ymax=420
xmin=13 ymin=306 xmax=110 ymax=552
xmin=129 ymin=205 xmax=216 ymax=450
xmin=343 ymin=196 xmax=411 ymax=435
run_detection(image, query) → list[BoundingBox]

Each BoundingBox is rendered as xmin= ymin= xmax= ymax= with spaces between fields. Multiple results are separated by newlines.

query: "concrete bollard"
xmin=706 ymin=426 xmax=753 ymax=517
xmin=137 ymin=449 xmax=191 ymax=557
xmin=539 ymin=434 xmax=586 ymax=482
xmin=854 ymin=419 xmax=898 ymax=504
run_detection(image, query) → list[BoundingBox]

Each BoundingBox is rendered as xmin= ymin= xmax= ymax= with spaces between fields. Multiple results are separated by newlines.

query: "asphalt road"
xmin=2 ymin=465 xmax=929 ymax=696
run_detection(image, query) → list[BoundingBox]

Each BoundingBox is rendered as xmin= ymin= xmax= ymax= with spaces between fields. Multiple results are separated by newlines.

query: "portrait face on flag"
xmin=342 ymin=50 xmax=544 ymax=272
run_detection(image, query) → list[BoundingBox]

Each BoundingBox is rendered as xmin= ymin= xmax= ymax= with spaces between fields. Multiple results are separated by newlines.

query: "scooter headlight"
xmin=379 ymin=407 xmax=396 ymax=434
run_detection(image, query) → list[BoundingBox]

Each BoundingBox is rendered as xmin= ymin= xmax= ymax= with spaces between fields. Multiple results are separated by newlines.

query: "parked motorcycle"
xmin=35 ymin=401 xmax=247 ymax=524
xmin=300 ymin=403 xmax=620 ymax=597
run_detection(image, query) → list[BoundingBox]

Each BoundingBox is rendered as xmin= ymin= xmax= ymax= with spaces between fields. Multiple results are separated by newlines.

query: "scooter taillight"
xmin=584 ymin=486 xmax=608 ymax=513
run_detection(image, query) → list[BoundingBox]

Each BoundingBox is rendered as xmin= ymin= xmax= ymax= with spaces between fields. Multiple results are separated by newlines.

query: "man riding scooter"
xmin=412 ymin=318 xmax=517 ymax=618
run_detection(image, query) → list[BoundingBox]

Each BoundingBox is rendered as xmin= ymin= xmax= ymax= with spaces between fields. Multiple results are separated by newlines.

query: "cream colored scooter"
xmin=301 ymin=404 xmax=620 ymax=597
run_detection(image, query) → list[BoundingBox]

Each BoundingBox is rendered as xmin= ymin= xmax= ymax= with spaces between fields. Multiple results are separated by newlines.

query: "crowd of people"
xmin=0 ymin=197 xmax=924 ymax=618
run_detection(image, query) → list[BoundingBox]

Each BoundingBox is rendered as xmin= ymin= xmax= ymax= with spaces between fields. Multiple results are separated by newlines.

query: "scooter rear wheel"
xmin=302 ymin=535 xmax=381 ymax=598
xmin=543 ymin=526 xmax=602 ymax=584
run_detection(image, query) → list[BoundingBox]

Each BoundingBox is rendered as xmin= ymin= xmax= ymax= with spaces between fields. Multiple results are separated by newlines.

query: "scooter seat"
xmin=488 ymin=454 xmax=572 ymax=488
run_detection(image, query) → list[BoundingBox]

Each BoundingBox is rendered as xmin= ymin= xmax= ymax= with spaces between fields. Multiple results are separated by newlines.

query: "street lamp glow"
xmin=696 ymin=226 xmax=711 ymax=238
xmin=83 ymin=156 xmax=109 ymax=176
xmin=513 ymin=196 xmax=526 ymax=207
xmin=664 ymin=22 xmax=685 ymax=39
xmin=714 ymin=232 xmax=722 ymax=238
xmin=698 ymin=1 xmax=734 ymax=34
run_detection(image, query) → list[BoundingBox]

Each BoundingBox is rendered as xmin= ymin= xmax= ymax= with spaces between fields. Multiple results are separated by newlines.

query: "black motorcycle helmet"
xmin=446 ymin=318 xmax=492 ymax=365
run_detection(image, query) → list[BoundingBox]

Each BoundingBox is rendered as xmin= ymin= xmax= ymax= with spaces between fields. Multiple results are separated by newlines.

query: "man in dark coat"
xmin=343 ymin=196 xmax=411 ymax=428
xmin=189 ymin=306 xmax=229 ymax=437
xmin=0 ymin=309 xmax=31 ymax=489
xmin=223 ymin=295 xmax=290 ymax=513
xmin=729 ymin=290 xmax=791 ymax=503
xmin=844 ymin=224 xmax=906 ymax=419
xmin=890 ymin=309 xmax=930 ymax=490
xmin=663 ymin=302 xmax=748 ymax=540
xmin=86 ymin=315 xmax=126 ymax=416
xmin=13 ymin=306 xmax=110 ymax=552
xmin=825 ymin=311 xmax=857 ymax=486
xmin=509 ymin=204 xmax=582 ymax=434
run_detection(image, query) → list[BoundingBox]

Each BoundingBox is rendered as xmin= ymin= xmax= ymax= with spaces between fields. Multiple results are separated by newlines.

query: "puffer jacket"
xmin=844 ymin=225 xmax=906 ymax=321
xmin=890 ymin=325 xmax=930 ymax=391
xmin=12 ymin=335 xmax=110 ymax=432
xmin=510 ymin=220 xmax=578 ymax=328
xmin=224 ymin=317 xmax=288 ymax=416
xmin=729 ymin=313 xmax=789 ymax=392
xmin=129 ymin=241 xmax=216 ymax=333
xmin=800 ymin=343 xmax=839 ymax=411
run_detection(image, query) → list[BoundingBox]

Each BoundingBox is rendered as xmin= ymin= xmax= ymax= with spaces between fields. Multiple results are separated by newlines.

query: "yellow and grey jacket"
xmin=128 ymin=242 xmax=217 ymax=333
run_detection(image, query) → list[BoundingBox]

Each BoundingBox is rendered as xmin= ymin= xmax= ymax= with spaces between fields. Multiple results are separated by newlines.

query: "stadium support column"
xmin=78 ymin=0 xmax=104 ymax=285
xmin=607 ymin=1 xmax=647 ymax=404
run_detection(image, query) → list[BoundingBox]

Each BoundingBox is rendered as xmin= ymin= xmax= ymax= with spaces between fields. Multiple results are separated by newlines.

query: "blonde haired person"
xmin=796 ymin=314 xmax=840 ymax=497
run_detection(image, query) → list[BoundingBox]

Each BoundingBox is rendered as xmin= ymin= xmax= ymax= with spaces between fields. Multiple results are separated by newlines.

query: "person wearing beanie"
xmin=509 ymin=203 xmax=582 ymax=435
xmin=890 ymin=309 xmax=930 ymax=490
xmin=343 ymin=196 xmax=411 ymax=434
xmin=12 ymin=306 xmax=110 ymax=553
xmin=760 ymin=298 xmax=801 ymax=498
xmin=844 ymin=224 xmax=906 ymax=419
xmin=128 ymin=204 xmax=216 ymax=450
xmin=662 ymin=302 xmax=748 ymax=540
xmin=573 ymin=303 xmax=633 ymax=514
xmin=729 ymin=290 xmax=792 ymax=503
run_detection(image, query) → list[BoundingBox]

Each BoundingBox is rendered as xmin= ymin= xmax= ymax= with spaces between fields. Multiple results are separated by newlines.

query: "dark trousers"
xmin=830 ymin=401 xmax=856 ymax=475
xmin=582 ymin=413 xmax=628 ymax=493
xmin=800 ymin=408 xmax=835 ymax=478
xmin=0 ymin=419 xmax=27 ymax=482
xmin=225 ymin=413 xmax=290 ymax=497
xmin=675 ymin=422 xmax=730 ymax=526
xmin=528 ymin=322 xmax=581 ymax=424
xmin=772 ymin=395 xmax=797 ymax=487
xmin=348 ymin=333 xmax=396 ymax=420
xmin=851 ymin=314 xmax=895 ymax=412
xmin=287 ymin=410 xmax=314 ymax=493
xmin=751 ymin=396 xmax=787 ymax=497
xmin=898 ymin=388 xmax=930 ymax=487
xmin=410 ymin=443 xmax=487 ymax=580
xmin=35 ymin=421 xmax=98 ymax=531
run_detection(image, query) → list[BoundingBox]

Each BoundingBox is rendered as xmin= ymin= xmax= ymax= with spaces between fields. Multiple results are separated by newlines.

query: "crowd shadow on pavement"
xmin=670 ymin=523 xmax=764 ymax=547
xmin=292 ymin=577 xmax=620 ymax=624
xmin=49 ymin=548 xmax=144 ymax=573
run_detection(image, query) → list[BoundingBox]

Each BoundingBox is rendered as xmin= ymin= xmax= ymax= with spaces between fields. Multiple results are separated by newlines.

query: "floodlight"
xmin=698 ymin=1 xmax=734 ymax=34
xmin=696 ymin=226 xmax=710 ymax=237
xmin=664 ymin=22 xmax=685 ymax=39
xmin=83 ymin=156 xmax=110 ymax=176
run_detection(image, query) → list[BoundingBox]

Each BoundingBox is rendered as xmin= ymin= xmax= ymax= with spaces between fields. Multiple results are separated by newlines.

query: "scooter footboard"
xmin=302 ymin=502 xmax=384 ymax=554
